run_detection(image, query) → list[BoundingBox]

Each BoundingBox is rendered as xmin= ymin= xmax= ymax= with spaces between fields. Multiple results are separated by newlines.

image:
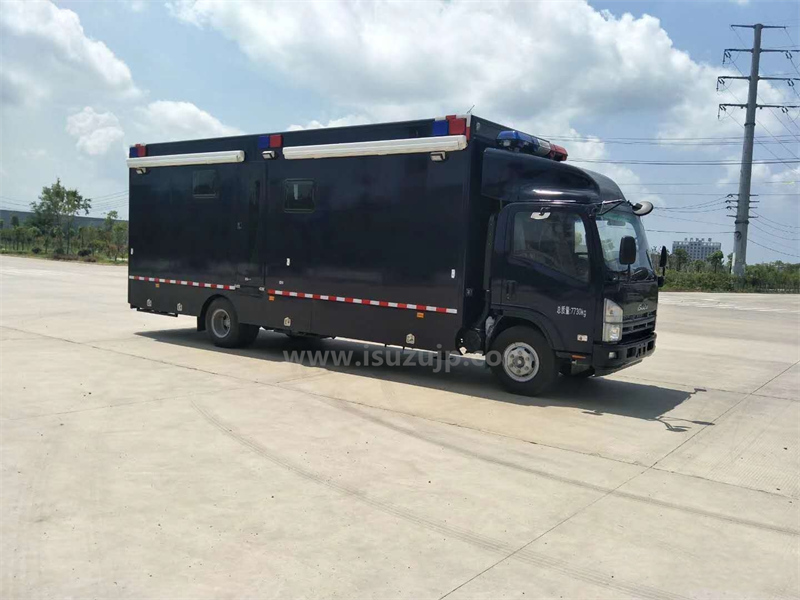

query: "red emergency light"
xmin=550 ymin=144 xmax=568 ymax=162
xmin=129 ymin=144 xmax=146 ymax=159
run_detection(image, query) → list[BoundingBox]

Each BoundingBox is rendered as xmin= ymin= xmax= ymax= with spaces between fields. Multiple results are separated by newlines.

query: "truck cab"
xmin=474 ymin=146 xmax=664 ymax=395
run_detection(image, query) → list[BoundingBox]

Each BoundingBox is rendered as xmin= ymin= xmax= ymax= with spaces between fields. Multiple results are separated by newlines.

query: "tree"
xmin=706 ymin=250 xmax=724 ymax=273
xmin=109 ymin=221 xmax=128 ymax=262
xmin=10 ymin=215 xmax=19 ymax=228
xmin=692 ymin=259 xmax=706 ymax=273
xmin=673 ymin=248 xmax=690 ymax=272
xmin=29 ymin=179 xmax=91 ymax=255
xmin=726 ymin=252 xmax=733 ymax=274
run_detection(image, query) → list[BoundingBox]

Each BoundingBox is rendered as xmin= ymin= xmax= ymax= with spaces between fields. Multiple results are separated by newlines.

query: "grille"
xmin=622 ymin=310 xmax=656 ymax=341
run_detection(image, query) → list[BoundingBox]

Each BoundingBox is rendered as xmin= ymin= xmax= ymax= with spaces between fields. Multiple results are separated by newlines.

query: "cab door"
xmin=235 ymin=163 xmax=266 ymax=290
xmin=498 ymin=205 xmax=595 ymax=353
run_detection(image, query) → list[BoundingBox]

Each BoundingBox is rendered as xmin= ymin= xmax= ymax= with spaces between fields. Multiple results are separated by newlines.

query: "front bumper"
xmin=591 ymin=333 xmax=656 ymax=376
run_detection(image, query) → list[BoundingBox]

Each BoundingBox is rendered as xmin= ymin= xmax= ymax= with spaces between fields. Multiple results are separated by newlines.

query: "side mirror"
xmin=619 ymin=236 xmax=637 ymax=265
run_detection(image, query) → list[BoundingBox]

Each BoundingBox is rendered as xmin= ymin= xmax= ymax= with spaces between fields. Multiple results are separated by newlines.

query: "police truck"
xmin=127 ymin=115 xmax=666 ymax=395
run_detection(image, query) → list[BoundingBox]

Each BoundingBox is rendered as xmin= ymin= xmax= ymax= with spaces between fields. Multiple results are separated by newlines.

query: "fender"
xmin=487 ymin=307 xmax=566 ymax=353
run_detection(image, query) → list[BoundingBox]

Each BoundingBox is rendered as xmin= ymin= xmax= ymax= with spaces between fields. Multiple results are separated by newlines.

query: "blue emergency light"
xmin=497 ymin=130 xmax=567 ymax=161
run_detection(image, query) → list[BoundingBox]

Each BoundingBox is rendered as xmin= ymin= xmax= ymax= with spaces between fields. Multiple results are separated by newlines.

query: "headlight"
xmin=603 ymin=299 xmax=624 ymax=342
xmin=603 ymin=323 xmax=622 ymax=343
xmin=604 ymin=299 xmax=623 ymax=323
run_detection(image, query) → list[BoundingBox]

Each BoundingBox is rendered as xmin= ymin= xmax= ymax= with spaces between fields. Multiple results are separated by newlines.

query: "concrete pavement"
xmin=1 ymin=256 xmax=798 ymax=599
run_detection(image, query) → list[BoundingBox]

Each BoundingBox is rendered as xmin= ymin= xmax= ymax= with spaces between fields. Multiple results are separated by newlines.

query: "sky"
xmin=1 ymin=0 xmax=798 ymax=263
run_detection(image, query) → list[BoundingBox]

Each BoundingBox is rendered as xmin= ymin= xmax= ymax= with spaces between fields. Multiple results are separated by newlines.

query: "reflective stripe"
xmin=129 ymin=275 xmax=458 ymax=314
xmin=129 ymin=275 xmax=236 ymax=291
xmin=266 ymin=288 xmax=457 ymax=315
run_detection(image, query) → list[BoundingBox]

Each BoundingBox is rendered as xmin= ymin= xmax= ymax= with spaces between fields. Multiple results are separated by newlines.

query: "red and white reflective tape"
xmin=268 ymin=289 xmax=458 ymax=315
xmin=129 ymin=275 xmax=457 ymax=314
xmin=129 ymin=275 xmax=235 ymax=291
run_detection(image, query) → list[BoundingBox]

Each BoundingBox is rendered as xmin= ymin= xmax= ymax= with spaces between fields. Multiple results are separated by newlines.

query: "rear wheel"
xmin=205 ymin=298 xmax=259 ymax=348
xmin=490 ymin=326 xmax=557 ymax=396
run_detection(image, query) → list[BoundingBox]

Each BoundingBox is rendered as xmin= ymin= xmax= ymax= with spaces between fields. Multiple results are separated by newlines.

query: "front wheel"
xmin=490 ymin=326 xmax=557 ymax=396
xmin=205 ymin=298 xmax=259 ymax=348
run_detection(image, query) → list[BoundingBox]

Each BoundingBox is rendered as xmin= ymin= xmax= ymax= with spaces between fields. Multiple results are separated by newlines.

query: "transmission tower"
xmin=717 ymin=23 xmax=799 ymax=276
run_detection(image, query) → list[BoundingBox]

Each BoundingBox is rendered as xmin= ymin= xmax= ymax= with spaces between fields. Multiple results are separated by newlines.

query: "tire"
xmin=560 ymin=364 xmax=596 ymax=379
xmin=489 ymin=326 xmax=557 ymax=396
xmin=205 ymin=298 xmax=259 ymax=348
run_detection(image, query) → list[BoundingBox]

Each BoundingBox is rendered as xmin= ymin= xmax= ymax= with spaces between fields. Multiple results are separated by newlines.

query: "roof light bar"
xmin=283 ymin=135 xmax=467 ymax=160
xmin=127 ymin=150 xmax=245 ymax=169
xmin=497 ymin=130 xmax=552 ymax=157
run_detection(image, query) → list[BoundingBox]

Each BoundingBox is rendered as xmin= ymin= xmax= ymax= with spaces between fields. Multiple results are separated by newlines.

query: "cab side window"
xmin=511 ymin=211 xmax=590 ymax=282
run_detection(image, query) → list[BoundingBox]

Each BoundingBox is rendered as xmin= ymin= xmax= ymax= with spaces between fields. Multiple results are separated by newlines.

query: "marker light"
xmin=433 ymin=116 xmax=469 ymax=139
xmin=432 ymin=120 xmax=449 ymax=136
xmin=129 ymin=144 xmax=146 ymax=158
xmin=258 ymin=134 xmax=283 ymax=150
xmin=448 ymin=117 xmax=467 ymax=136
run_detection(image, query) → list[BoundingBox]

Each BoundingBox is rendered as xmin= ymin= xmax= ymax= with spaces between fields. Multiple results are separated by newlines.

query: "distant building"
xmin=672 ymin=237 xmax=722 ymax=261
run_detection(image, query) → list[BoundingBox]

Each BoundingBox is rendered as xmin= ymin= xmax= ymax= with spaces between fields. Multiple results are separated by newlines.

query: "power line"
xmin=752 ymin=212 xmax=800 ymax=230
xmin=750 ymin=221 xmax=800 ymax=241
xmin=571 ymin=157 xmax=797 ymax=165
xmin=655 ymin=197 xmax=731 ymax=212
xmin=748 ymin=238 xmax=800 ymax=258
xmin=617 ymin=180 xmax=797 ymax=185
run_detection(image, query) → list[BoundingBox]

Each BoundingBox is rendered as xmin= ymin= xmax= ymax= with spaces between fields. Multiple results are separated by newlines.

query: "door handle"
xmin=505 ymin=280 xmax=517 ymax=299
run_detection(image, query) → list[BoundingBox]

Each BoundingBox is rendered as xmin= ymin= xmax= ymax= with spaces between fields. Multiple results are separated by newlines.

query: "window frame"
xmin=192 ymin=169 xmax=219 ymax=199
xmin=508 ymin=208 xmax=591 ymax=284
xmin=283 ymin=179 xmax=316 ymax=213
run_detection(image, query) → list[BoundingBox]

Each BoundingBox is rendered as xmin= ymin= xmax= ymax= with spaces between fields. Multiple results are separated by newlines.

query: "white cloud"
xmin=0 ymin=68 xmax=48 ymax=108
xmin=66 ymin=107 xmax=125 ymax=155
xmin=133 ymin=100 xmax=241 ymax=142
xmin=287 ymin=114 xmax=372 ymax=131
xmin=0 ymin=1 xmax=138 ymax=106
xmin=168 ymin=0 xmax=735 ymax=139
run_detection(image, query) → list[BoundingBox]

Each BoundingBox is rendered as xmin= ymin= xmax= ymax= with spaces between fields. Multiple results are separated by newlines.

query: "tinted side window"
xmin=512 ymin=211 xmax=590 ymax=282
xmin=193 ymin=170 xmax=217 ymax=197
xmin=284 ymin=180 xmax=315 ymax=212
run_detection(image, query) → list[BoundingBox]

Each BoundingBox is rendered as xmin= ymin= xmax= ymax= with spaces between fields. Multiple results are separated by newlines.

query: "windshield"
xmin=595 ymin=210 xmax=653 ymax=279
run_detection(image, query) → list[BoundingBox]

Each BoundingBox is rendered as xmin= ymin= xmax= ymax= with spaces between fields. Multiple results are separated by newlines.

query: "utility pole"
xmin=717 ymin=24 xmax=799 ymax=276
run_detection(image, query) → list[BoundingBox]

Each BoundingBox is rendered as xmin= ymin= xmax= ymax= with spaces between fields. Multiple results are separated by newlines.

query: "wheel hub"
xmin=503 ymin=342 xmax=540 ymax=382
xmin=210 ymin=308 xmax=231 ymax=338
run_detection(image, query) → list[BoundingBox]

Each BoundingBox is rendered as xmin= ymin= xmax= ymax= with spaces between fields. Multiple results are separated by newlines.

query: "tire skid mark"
xmin=192 ymin=400 xmax=690 ymax=600
xmin=293 ymin=387 xmax=800 ymax=538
